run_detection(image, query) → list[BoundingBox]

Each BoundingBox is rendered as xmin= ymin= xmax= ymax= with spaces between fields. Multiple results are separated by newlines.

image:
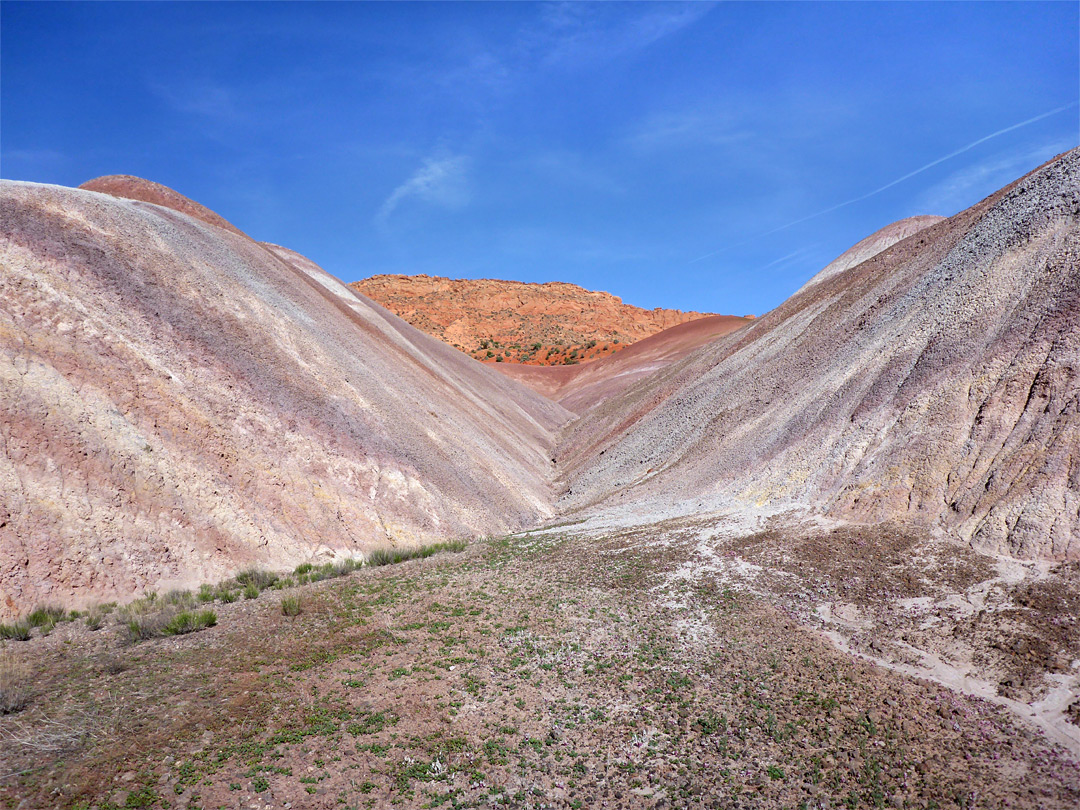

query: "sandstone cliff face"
xmin=0 ymin=180 xmax=569 ymax=618
xmin=558 ymin=150 xmax=1080 ymax=561
xmin=349 ymin=275 xmax=717 ymax=365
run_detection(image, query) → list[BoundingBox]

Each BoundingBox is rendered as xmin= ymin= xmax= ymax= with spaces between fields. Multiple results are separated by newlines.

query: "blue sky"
xmin=2 ymin=2 xmax=1077 ymax=316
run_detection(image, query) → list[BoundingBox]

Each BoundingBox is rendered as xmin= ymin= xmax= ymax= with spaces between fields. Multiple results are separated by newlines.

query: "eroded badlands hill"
xmin=492 ymin=314 xmax=752 ymax=412
xmin=0 ymin=178 xmax=569 ymax=618
xmin=349 ymin=274 xmax=729 ymax=365
xmin=558 ymin=149 xmax=1080 ymax=561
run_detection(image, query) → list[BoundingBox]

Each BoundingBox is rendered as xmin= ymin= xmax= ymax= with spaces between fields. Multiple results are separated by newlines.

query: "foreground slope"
xmin=559 ymin=149 xmax=1080 ymax=560
xmin=493 ymin=314 xmax=753 ymax=413
xmin=0 ymin=179 xmax=569 ymax=617
xmin=350 ymin=274 xmax=721 ymax=365
xmin=3 ymin=535 xmax=1077 ymax=809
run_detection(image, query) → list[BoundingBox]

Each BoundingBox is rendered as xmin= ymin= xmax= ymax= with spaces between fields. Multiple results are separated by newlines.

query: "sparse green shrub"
xmin=127 ymin=614 xmax=168 ymax=641
xmin=281 ymin=595 xmax=302 ymax=617
xmin=123 ymin=593 xmax=161 ymax=617
xmin=26 ymin=605 xmax=65 ymax=628
xmin=0 ymin=622 xmax=31 ymax=641
xmin=235 ymin=569 xmax=278 ymax=590
xmin=307 ymin=559 xmax=362 ymax=583
xmin=243 ymin=583 xmax=260 ymax=600
xmin=0 ymin=655 xmax=30 ymax=715
xmin=367 ymin=540 xmax=467 ymax=567
xmin=366 ymin=548 xmax=398 ymax=567
xmin=163 ymin=589 xmax=195 ymax=609
xmin=85 ymin=611 xmax=104 ymax=631
xmin=216 ymin=587 xmax=238 ymax=603
xmin=162 ymin=610 xmax=217 ymax=636
xmin=294 ymin=563 xmax=313 ymax=576
xmin=197 ymin=584 xmax=215 ymax=603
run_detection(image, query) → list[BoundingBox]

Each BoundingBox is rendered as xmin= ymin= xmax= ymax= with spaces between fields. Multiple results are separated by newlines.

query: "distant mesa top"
xmin=350 ymin=274 xmax=732 ymax=367
xmin=79 ymin=174 xmax=248 ymax=238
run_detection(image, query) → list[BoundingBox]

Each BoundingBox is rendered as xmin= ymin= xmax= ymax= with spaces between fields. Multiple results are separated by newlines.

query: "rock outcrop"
xmin=0 ymin=179 xmax=569 ymax=617
xmin=349 ymin=274 xmax=719 ymax=365
xmin=558 ymin=150 xmax=1080 ymax=561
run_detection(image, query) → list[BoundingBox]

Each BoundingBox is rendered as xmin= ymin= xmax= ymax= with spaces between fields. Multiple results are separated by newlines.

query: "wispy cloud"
xmin=150 ymin=80 xmax=241 ymax=121
xmin=691 ymin=101 xmax=1079 ymax=263
xmin=913 ymin=138 xmax=1073 ymax=215
xmin=751 ymin=245 xmax=819 ymax=274
xmin=535 ymin=2 xmax=714 ymax=70
xmin=626 ymin=109 xmax=751 ymax=152
xmin=1 ymin=148 xmax=66 ymax=172
xmin=436 ymin=3 xmax=712 ymax=98
xmin=376 ymin=155 xmax=471 ymax=226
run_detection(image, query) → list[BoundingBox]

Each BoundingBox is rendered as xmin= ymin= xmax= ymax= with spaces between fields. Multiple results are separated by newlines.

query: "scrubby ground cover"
xmin=1 ymin=532 xmax=1077 ymax=809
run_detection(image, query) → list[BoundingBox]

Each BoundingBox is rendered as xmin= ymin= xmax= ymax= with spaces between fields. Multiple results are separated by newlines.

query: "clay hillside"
xmin=349 ymin=274 xmax=748 ymax=365
xmin=2 ymin=152 xmax=1080 ymax=809
xmin=0 ymin=176 xmax=567 ymax=615
xmin=557 ymin=150 xmax=1080 ymax=561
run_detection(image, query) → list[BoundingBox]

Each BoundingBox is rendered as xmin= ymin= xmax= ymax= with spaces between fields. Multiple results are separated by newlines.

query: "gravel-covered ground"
xmin=2 ymin=527 xmax=1078 ymax=810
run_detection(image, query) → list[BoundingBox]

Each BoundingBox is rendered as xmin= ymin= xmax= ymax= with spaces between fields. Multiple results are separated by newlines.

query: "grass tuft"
xmin=26 ymin=604 xmax=66 ymax=628
xmin=162 ymin=589 xmax=195 ymax=609
xmin=162 ymin=610 xmax=217 ymax=636
xmin=235 ymin=569 xmax=278 ymax=589
xmin=281 ymin=595 xmax=303 ymax=617
xmin=367 ymin=540 xmax=467 ymax=567
xmin=0 ymin=622 xmax=32 ymax=641
xmin=0 ymin=654 xmax=30 ymax=715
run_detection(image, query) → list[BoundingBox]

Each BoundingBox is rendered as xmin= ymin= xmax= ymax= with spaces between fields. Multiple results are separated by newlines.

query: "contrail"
xmin=691 ymin=101 xmax=1078 ymax=264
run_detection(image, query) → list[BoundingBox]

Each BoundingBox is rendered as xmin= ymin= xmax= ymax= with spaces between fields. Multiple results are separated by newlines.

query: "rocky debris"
xmin=349 ymin=273 xmax=727 ymax=366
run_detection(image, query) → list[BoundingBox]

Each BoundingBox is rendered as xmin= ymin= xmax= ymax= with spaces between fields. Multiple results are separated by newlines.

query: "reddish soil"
xmin=79 ymin=175 xmax=249 ymax=239
xmin=493 ymin=314 xmax=754 ymax=412
xmin=349 ymin=274 xmax=732 ymax=366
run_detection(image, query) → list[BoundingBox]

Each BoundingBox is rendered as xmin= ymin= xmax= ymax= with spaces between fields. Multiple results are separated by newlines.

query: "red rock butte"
xmin=349 ymin=274 xmax=731 ymax=366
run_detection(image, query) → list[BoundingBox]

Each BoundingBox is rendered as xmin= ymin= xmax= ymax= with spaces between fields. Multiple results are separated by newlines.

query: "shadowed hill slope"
xmin=0 ymin=180 xmax=570 ymax=618
xmin=558 ymin=149 xmax=1080 ymax=560
xmin=493 ymin=314 xmax=753 ymax=413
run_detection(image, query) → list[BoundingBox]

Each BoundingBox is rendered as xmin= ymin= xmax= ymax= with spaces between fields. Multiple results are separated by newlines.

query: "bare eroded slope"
xmin=493 ymin=314 xmax=753 ymax=413
xmin=0 ymin=180 xmax=570 ymax=617
xmin=558 ymin=149 xmax=1080 ymax=560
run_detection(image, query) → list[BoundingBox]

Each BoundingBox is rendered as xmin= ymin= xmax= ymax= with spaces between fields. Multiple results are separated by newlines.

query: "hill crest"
xmin=349 ymin=274 xmax=732 ymax=365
